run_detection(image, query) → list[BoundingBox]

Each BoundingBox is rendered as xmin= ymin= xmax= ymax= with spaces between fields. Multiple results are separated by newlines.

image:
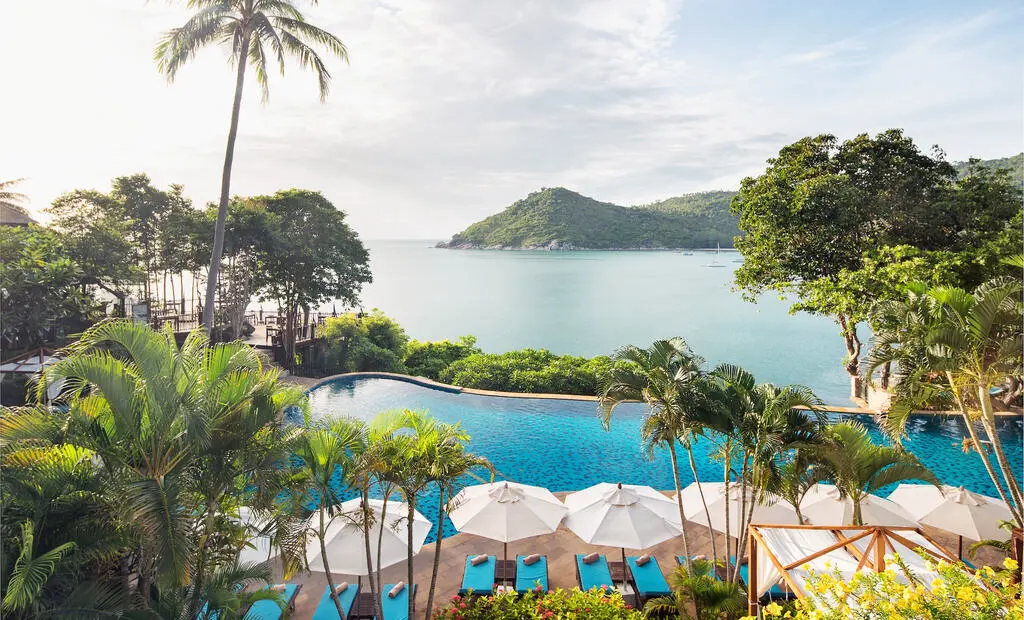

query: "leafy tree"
xmin=320 ymin=310 xmax=407 ymax=373
xmin=404 ymin=336 xmax=480 ymax=380
xmin=865 ymin=277 xmax=1024 ymax=526
xmin=441 ymin=348 xmax=626 ymax=395
xmin=156 ymin=0 xmax=349 ymax=330
xmin=0 ymin=226 xmax=97 ymax=353
xmin=732 ymin=130 xmax=1021 ymax=394
xmin=810 ymin=421 xmax=939 ymax=525
xmin=252 ymin=190 xmax=371 ymax=362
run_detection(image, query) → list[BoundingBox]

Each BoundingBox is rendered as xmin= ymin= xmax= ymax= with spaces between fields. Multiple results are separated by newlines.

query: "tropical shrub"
xmin=404 ymin=336 xmax=481 ymax=380
xmin=321 ymin=310 xmax=409 ymax=373
xmin=644 ymin=558 xmax=747 ymax=619
xmin=433 ymin=588 xmax=642 ymax=619
xmin=440 ymin=348 xmax=628 ymax=395
xmin=752 ymin=557 xmax=1023 ymax=620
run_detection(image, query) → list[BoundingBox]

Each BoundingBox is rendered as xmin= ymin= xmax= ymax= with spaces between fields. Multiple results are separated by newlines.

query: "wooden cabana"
xmin=746 ymin=524 xmax=964 ymax=615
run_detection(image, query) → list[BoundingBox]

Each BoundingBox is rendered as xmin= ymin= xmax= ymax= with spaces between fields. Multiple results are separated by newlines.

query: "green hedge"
xmin=433 ymin=588 xmax=642 ymax=620
xmin=438 ymin=349 xmax=629 ymax=395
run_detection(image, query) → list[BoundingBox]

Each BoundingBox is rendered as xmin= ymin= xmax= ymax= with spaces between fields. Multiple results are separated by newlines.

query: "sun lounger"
xmin=626 ymin=556 xmax=671 ymax=601
xmin=380 ymin=583 xmax=416 ymax=620
xmin=244 ymin=584 xmax=301 ymax=620
xmin=515 ymin=555 xmax=549 ymax=593
xmin=312 ymin=583 xmax=359 ymax=619
xmin=460 ymin=555 xmax=496 ymax=595
xmin=730 ymin=555 xmax=790 ymax=600
xmin=575 ymin=554 xmax=614 ymax=591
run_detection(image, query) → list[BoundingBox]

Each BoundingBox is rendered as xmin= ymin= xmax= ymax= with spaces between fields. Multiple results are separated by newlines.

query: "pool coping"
xmin=303 ymin=372 xmax=991 ymax=415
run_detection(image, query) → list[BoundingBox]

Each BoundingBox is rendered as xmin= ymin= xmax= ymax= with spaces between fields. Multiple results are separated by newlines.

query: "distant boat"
xmin=681 ymin=251 xmax=694 ymax=256
xmin=707 ymin=243 xmax=726 ymax=267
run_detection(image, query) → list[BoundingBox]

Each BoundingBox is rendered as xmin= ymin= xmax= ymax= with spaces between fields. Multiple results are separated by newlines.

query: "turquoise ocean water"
xmin=340 ymin=240 xmax=850 ymax=404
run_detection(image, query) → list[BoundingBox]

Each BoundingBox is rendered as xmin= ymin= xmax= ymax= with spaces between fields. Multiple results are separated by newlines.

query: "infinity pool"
xmin=303 ymin=376 xmax=1024 ymax=543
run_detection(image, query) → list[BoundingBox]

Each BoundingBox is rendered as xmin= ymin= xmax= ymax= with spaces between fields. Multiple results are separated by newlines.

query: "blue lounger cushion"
xmin=575 ymin=554 xmax=614 ymax=591
xmin=460 ymin=555 xmax=496 ymax=595
xmin=626 ymin=556 xmax=671 ymax=597
xmin=312 ymin=583 xmax=359 ymax=619
xmin=380 ymin=583 xmax=416 ymax=620
xmin=245 ymin=584 xmax=299 ymax=620
xmin=515 ymin=555 xmax=549 ymax=593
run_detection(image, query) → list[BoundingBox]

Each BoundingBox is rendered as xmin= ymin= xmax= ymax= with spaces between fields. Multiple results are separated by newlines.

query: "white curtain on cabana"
xmin=755 ymin=528 xmax=863 ymax=598
xmin=841 ymin=529 xmax=948 ymax=586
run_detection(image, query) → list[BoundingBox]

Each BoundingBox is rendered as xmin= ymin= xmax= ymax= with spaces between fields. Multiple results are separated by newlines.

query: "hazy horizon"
xmin=3 ymin=0 xmax=1022 ymax=239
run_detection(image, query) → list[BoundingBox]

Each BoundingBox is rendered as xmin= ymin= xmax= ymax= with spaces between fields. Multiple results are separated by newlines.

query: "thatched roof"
xmin=0 ymin=204 xmax=37 ymax=226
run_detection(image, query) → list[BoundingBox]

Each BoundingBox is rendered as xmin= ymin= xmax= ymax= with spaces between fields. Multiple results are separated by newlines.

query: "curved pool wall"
xmin=298 ymin=376 xmax=1024 ymax=545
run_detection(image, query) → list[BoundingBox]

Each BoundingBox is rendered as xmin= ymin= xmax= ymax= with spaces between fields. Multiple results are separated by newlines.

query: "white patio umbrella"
xmin=888 ymin=484 xmax=1013 ymax=558
xmin=307 ymin=498 xmax=432 ymax=576
xmin=800 ymin=484 xmax=917 ymax=527
xmin=448 ymin=481 xmax=567 ymax=584
xmin=678 ymin=482 xmax=800 ymax=536
xmin=564 ymin=482 xmax=683 ymax=588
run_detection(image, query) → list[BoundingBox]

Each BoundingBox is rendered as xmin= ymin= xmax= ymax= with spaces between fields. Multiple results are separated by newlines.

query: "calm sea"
xmin=323 ymin=239 xmax=852 ymax=405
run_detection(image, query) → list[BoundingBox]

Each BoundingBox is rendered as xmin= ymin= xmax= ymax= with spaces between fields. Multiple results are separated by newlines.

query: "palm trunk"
xmin=946 ymin=373 xmax=1017 ymax=523
xmin=318 ymin=507 xmax=346 ymax=618
xmin=667 ymin=441 xmax=691 ymax=568
xmin=687 ymin=446 xmax=718 ymax=566
xmin=361 ymin=492 xmax=382 ymax=620
xmin=425 ymin=486 xmax=445 ymax=617
xmin=202 ymin=29 xmax=250 ymax=330
xmin=723 ymin=444 xmax=732 ymax=577
xmin=853 ymin=497 xmax=863 ymax=526
xmin=838 ymin=314 xmax=862 ymax=397
xmin=732 ymin=455 xmax=750 ymax=583
xmin=978 ymin=388 xmax=1024 ymax=521
xmin=407 ymin=501 xmax=416 ymax=620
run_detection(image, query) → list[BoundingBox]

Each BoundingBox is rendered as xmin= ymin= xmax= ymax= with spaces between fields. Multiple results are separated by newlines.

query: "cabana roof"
xmin=746 ymin=524 xmax=964 ymax=615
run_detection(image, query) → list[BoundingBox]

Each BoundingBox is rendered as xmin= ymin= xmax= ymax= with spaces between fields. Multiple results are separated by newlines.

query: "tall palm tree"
xmin=600 ymin=338 xmax=715 ymax=569
xmin=36 ymin=320 xmax=306 ymax=616
xmin=155 ymin=0 xmax=348 ymax=330
xmin=866 ymin=277 xmax=1024 ymax=525
xmin=287 ymin=416 xmax=366 ymax=619
xmin=423 ymin=423 xmax=493 ymax=616
xmin=812 ymin=421 xmax=939 ymax=525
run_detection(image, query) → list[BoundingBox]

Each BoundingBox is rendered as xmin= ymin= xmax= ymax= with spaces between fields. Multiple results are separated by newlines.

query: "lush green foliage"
xmin=433 ymin=588 xmax=642 ymax=619
xmin=440 ymin=187 xmax=738 ymax=249
xmin=320 ymin=310 xmax=409 ymax=373
xmin=644 ymin=559 xmax=746 ymax=620
xmin=865 ymin=277 xmax=1024 ymax=526
xmin=404 ymin=336 xmax=481 ymax=380
xmin=731 ymin=130 xmax=1022 ymax=380
xmin=0 ymin=226 xmax=98 ymax=352
xmin=954 ymin=153 xmax=1023 ymax=189
xmin=0 ymin=321 xmax=307 ymax=618
xmin=753 ymin=556 xmax=1023 ymax=620
xmin=440 ymin=348 xmax=630 ymax=395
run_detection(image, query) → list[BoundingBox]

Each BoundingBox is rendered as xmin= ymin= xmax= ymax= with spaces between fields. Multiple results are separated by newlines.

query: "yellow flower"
xmin=1004 ymin=557 xmax=1019 ymax=571
xmin=765 ymin=602 xmax=783 ymax=616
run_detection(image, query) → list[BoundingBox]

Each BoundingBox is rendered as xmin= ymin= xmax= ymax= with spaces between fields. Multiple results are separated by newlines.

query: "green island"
xmin=436 ymin=187 xmax=739 ymax=250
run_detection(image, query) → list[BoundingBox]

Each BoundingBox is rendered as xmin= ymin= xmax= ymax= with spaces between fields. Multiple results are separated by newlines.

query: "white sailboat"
xmin=707 ymin=243 xmax=726 ymax=268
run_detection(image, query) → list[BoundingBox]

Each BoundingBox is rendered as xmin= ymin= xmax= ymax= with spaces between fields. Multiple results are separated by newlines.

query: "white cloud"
xmin=1 ymin=1 xmax=1020 ymax=238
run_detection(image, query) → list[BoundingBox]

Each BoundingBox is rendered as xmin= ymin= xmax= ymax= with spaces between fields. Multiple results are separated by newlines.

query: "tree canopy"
xmin=731 ymin=130 xmax=1022 ymax=388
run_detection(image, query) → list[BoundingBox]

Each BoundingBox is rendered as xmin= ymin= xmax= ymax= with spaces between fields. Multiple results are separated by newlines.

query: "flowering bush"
xmin=749 ymin=557 xmax=1022 ymax=620
xmin=432 ymin=587 xmax=643 ymax=619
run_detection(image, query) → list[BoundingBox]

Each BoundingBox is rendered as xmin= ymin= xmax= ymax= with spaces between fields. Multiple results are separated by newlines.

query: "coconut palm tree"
xmin=710 ymin=365 xmax=824 ymax=580
xmin=36 ymin=320 xmax=306 ymax=616
xmin=422 ymin=423 xmax=493 ymax=616
xmin=155 ymin=0 xmax=348 ymax=330
xmin=287 ymin=416 xmax=366 ymax=619
xmin=866 ymin=277 xmax=1024 ymax=526
xmin=811 ymin=421 xmax=939 ymax=525
xmin=600 ymin=338 xmax=715 ymax=568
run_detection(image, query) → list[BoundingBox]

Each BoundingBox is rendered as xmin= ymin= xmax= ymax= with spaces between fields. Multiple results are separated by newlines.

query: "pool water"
xmin=301 ymin=376 xmax=1024 ymax=544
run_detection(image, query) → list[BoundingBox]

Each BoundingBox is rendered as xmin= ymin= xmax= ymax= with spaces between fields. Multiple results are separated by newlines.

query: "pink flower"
xmin=544 ymin=612 xmax=554 ymax=618
xmin=459 ymin=602 xmax=467 ymax=610
xmin=451 ymin=595 xmax=461 ymax=602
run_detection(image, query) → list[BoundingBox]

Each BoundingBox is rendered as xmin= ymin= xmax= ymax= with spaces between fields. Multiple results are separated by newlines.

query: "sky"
xmin=2 ymin=0 xmax=1022 ymax=239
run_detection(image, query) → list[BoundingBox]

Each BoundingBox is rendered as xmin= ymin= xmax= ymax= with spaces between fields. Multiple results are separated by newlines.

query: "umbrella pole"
xmin=504 ymin=542 xmax=509 ymax=587
xmin=621 ymin=547 xmax=627 ymax=591
xmin=958 ymin=535 xmax=963 ymax=561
